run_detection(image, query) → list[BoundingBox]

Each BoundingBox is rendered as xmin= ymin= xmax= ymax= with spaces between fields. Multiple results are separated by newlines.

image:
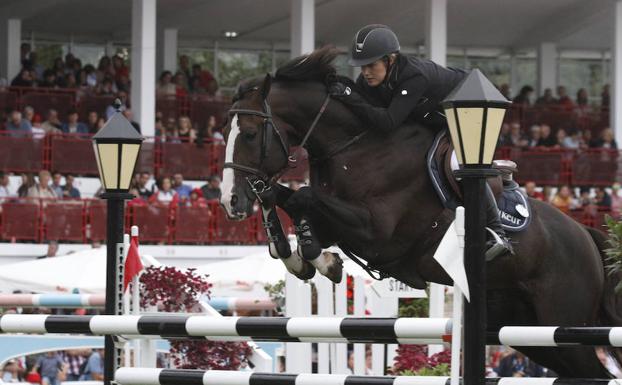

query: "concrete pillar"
xmin=613 ymin=0 xmax=622 ymax=139
xmin=0 ymin=19 xmax=21 ymax=82
xmin=537 ymin=42 xmax=557 ymax=96
xmin=162 ymin=28 xmax=178 ymax=73
xmin=290 ymin=0 xmax=315 ymax=58
xmin=130 ymin=0 xmax=156 ymax=137
xmin=425 ymin=0 xmax=447 ymax=66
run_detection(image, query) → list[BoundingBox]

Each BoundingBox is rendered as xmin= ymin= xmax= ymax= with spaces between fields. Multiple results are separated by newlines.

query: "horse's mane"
xmin=274 ymin=45 xmax=357 ymax=90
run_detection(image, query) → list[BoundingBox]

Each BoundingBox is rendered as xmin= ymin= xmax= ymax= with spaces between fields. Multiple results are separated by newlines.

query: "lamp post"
xmin=92 ymin=100 xmax=143 ymax=385
xmin=442 ymin=69 xmax=510 ymax=385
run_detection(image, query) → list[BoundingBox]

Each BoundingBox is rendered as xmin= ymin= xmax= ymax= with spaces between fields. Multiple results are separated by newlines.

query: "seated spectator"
xmin=105 ymin=91 xmax=128 ymax=119
xmin=137 ymin=172 xmax=154 ymax=199
xmin=535 ymin=88 xmax=557 ymax=106
xmin=42 ymin=109 xmax=63 ymax=134
xmin=112 ymin=55 xmax=129 ymax=85
xmin=28 ymin=170 xmax=57 ymax=199
xmin=39 ymin=69 xmax=57 ymax=88
xmin=155 ymin=117 xmax=165 ymax=139
xmin=0 ymin=171 xmax=11 ymax=198
xmin=23 ymin=105 xmax=35 ymax=124
xmin=164 ymin=117 xmax=179 ymax=142
xmin=96 ymin=117 xmax=106 ymax=132
xmin=50 ymin=172 xmax=64 ymax=197
xmin=116 ymin=74 xmax=130 ymax=93
xmin=98 ymin=78 xmax=116 ymax=97
xmin=172 ymin=173 xmax=192 ymax=201
xmin=174 ymin=72 xmax=188 ymax=98
xmin=149 ymin=176 xmax=179 ymax=205
xmin=495 ymin=349 xmax=544 ymax=377
xmin=612 ymin=183 xmax=622 ymax=218
xmin=577 ymin=187 xmax=595 ymax=209
xmin=62 ymin=174 xmax=81 ymax=198
xmin=127 ymin=187 xmax=147 ymax=207
xmin=206 ymin=116 xmax=224 ymax=143
xmin=581 ymin=129 xmax=596 ymax=148
xmin=17 ymin=173 xmax=35 ymax=197
xmin=189 ymin=77 xmax=206 ymax=94
xmin=498 ymin=83 xmax=510 ymax=100
xmin=512 ymin=85 xmax=534 ymax=107
xmin=62 ymin=109 xmax=89 ymax=134
xmin=192 ymin=64 xmax=217 ymax=92
xmin=556 ymin=85 xmax=575 ymax=111
xmin=561 ymin=129 xmax=581 ymax=149
xmin=31 ymin=113 xmax=45 ymax=138
xmin=178 ymin=55 xmax=192 ymax=87
xmin=555 ymin=129 xmax=567 ymax=148
xmin=87 ymin=111 xmax=99 ymax=134
xmin=574 ymin=88 xmax=592 ymax=117
xmin=536 ymin=124 xmax=557 ymax=148
xmin=84 ymin=64 xmax=98 ymax=87
xmin=10 ymin=68 xmax=34 ymax=87
xmin=550 ymin=185 xmax=577 ymax=214
xmin=508 ymin=122 xmax=527 ymax=148
xmin=201 ymin=175 xmax=222 ymax=200
xmin=497 ymin=123 xmax=512 ymax=147
xmin=122 ymin=108 xmax=141 ymax=134
xmin=156 ymin=71 xmax=176 ymax=97
xmin=525 ymin=125 xmax=541 ymax=148
xmin=188 ymin=188 xmax=208 ymax=208
xmin=523 ymin=181 xmax=545 ymax=201
xmin=595 ymin=187 xmax=612 ymax=209
xmin=177 ymin=116 xmax=196 ymax=143
xmin=6 ymin=110 xmax=32 ymax=137
xmin=591 ymin=128 xmax=618 ymax=150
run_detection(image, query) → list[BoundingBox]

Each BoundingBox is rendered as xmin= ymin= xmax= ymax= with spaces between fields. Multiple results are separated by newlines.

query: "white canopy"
xmin=0 ymin=247 xmax=158 ymax=294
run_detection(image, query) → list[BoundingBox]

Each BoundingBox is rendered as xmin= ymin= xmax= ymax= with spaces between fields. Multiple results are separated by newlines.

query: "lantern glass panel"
xmin=97 ymin=143 xmax=119 ymax=189
xmin=119 ymin=143 xmax=141 ymax=190
xmin=483 ymin=107 xmax=507 ymax=165
xmin=457 ymin=107 xmax=484 ymax=165
xmin=444 ymin=108 xmax=464 ymax=165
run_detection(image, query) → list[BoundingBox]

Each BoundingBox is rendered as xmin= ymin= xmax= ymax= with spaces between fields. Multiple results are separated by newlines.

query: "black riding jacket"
xmin=344 ymin=54 xmax=467 ymax=132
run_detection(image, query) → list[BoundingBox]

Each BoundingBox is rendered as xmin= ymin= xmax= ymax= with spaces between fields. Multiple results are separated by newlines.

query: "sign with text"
xmin=372 ymin=278 xmax=427 ymax=298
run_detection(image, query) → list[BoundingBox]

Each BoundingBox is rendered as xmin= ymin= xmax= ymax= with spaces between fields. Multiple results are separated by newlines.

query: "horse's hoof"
xmin=310 ymin=251 xmax=343 ymax=283
xmin=281 ymin=250 xmax=316 ymax=280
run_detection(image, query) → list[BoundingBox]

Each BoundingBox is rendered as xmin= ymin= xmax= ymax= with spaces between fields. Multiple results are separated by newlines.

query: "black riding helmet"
xmin=348 ymin=24 xmax=400 ymax=67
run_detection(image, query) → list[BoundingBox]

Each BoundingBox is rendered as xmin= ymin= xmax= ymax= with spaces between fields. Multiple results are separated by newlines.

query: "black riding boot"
xmin=485 ymin=185 xmax=514 ymax=261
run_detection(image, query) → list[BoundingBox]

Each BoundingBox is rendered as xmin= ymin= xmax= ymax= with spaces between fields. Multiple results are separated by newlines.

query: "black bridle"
xmin=224 ymin=87 xmax=331 ymax=201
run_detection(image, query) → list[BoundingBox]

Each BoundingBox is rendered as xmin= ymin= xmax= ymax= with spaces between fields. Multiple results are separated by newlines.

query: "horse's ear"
xmin=261 ymin=73 xmax=272 ymax=100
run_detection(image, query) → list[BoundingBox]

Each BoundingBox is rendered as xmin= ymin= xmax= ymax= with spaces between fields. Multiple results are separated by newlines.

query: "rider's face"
xmin=361 ymin=59 xmax=388 ymax=87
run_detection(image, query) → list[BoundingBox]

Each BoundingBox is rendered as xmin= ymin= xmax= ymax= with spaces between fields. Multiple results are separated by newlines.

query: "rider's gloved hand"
xmin=328 ymin=81 xmax=351 ymax=98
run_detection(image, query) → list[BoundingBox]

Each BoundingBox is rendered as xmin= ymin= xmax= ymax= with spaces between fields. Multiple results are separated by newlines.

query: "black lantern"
xmin=442 ymin=69 xmax=510 ymax=168
xmin=92 ymin=100 xmax=142 ymax=385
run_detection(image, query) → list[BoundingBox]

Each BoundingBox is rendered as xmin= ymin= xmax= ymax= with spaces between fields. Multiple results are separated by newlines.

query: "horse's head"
xmin=220 ymin=74 xmax=290 ymax=220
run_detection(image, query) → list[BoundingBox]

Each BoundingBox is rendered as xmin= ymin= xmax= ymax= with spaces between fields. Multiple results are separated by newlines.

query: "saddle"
xmin=426 ymin=131 xmax=531 ymax=233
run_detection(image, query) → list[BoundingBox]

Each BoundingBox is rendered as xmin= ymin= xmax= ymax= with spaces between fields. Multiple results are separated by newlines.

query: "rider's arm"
xmin=339 ymin=75 xmax=428 ymax=133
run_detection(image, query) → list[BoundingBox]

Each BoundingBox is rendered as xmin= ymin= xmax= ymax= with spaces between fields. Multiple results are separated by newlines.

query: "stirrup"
xmin=485 ymin=227 xmax=513 ymax=261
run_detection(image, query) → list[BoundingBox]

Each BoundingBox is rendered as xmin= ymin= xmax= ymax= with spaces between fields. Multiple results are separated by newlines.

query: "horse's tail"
xmin=584 ymin=225 xmax=622 ymax=371
xmin=584 ymin=225 xmax=622 ymax=326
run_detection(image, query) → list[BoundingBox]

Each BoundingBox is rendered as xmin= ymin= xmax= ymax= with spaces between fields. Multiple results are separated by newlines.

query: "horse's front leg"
xmin=259 ymin=188 xmax=316 ymax=280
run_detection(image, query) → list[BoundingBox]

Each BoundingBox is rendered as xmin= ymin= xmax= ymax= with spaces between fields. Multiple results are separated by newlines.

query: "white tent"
xmin=0 ymin=247 xmax=158 ymax=294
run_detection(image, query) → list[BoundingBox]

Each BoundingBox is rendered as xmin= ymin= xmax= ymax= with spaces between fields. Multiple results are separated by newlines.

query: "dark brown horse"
xmin=219 ymin=47 xmax=622 ymax=378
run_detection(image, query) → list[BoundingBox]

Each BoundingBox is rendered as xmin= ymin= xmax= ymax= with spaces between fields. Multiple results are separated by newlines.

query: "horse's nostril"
xmin=230 ymin=194 xmax=238 ymax=207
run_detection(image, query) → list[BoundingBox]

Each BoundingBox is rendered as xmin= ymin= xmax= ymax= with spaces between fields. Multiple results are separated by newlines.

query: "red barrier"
xmin=513 ymin=150 xmax=569 ymax=186
xmin=172 ymin=205 xmax=212 ymax=243
xmin=49 ymin=134 xmax=98 ymax=174
xmin=571 ymin=150 xmax=621 ymax=187
xmin=0 ymin=201 xmax=40 ymax=241
xmin=77 ymin=95 xmax=115 ymax=120
xmin=211 ymin=202 xmax=255 ymax=244
xmin=160 ymin=141 xmax=212 ymax=180
xmin=130 ymin=204 xmax=171 ymax=243
xmin=0 ymin=133 xmax=44 ymax=173
xmin=43 ymin=201 xmax=85 ymax=242
xmin=86 ymin=200 xmax=107 ymax=242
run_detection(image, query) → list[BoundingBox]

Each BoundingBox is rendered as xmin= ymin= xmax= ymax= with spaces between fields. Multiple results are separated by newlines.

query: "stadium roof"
xmin=0 ymin=0 xmax=614 ymax=51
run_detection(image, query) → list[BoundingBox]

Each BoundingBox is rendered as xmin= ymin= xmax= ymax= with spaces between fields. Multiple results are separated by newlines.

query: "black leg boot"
xmin=294 ymin=215 xmax=322 ymax=261
xmin=485 ymin=184 xmax=514 ymax=261
xmin=261 ymin=205 xmax=291 ymax=259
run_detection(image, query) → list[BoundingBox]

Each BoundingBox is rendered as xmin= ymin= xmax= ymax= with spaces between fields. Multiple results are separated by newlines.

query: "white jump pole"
xmin=450 ymin=207 xmax=465 ymax=385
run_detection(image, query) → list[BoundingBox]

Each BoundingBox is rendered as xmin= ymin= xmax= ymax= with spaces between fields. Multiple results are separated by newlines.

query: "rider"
xmin=328 ymin=24 xmax=513 ymax=260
